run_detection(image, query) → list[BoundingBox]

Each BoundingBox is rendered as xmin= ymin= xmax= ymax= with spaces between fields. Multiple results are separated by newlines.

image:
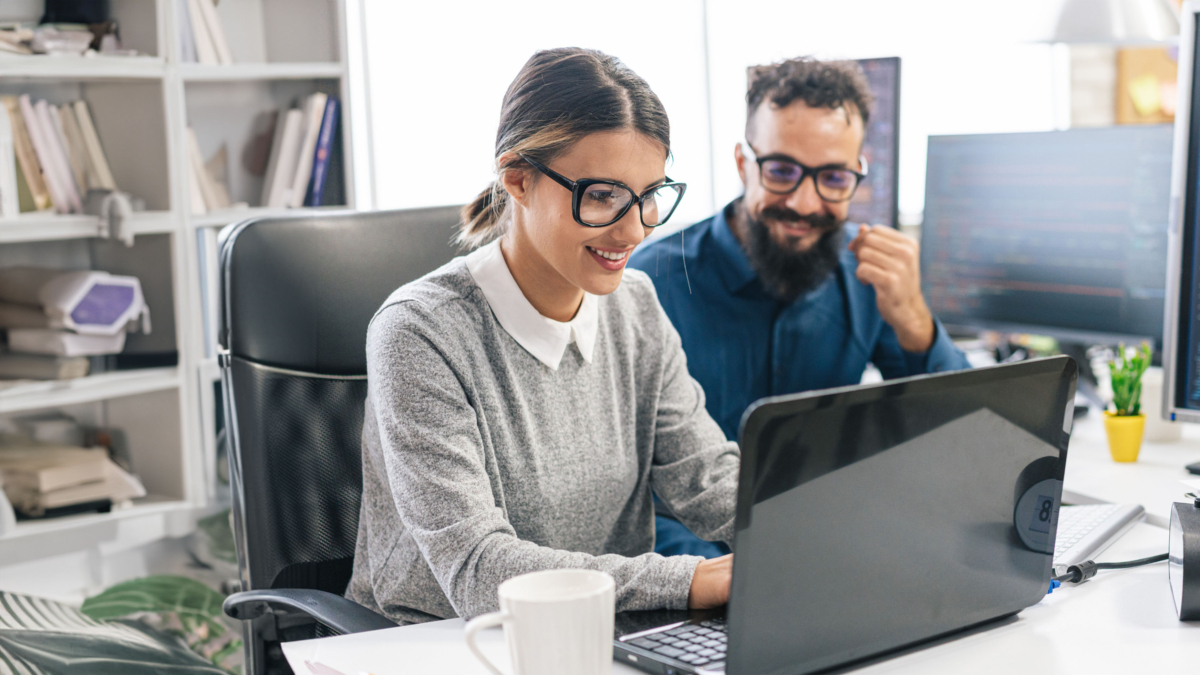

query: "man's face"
xmin=736 ymin=101 xmax=865 ymax=253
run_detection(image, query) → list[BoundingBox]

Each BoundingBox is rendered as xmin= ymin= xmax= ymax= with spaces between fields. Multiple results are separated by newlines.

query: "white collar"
xmin=465 ymin=240 xmax=598 ymax=370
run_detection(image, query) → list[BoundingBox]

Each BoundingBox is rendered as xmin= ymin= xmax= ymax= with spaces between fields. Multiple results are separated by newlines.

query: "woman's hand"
xmin=688 ymin=554 xmax=733 ymax=609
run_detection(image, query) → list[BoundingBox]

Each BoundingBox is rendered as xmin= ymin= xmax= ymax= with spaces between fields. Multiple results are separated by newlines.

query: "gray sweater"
xmin=345 ymin=259 xmax=739 ymax=624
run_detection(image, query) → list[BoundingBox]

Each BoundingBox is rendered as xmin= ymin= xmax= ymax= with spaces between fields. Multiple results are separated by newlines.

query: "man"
xmin=629 ymin=57 xmax=971 ymax=558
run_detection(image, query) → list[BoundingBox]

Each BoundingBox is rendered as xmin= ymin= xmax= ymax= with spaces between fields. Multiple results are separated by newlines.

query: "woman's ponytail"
xmin=458 ymin=181 xmax=509 ymax=248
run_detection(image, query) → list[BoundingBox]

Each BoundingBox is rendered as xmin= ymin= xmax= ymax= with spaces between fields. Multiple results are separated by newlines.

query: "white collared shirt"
xmin=465 ymin=240 xmax=598 ymax=370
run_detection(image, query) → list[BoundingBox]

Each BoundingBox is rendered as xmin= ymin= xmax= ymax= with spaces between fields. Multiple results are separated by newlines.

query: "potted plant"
xmin=1105 ymin=342 xmax=1152 ymax=462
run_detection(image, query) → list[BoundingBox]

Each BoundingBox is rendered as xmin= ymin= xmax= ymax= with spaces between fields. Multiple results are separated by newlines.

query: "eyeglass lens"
xmin=579 ymin=183 xmax=684 ymax=226
xmin=760 ymin=159 xmax=858 ymax=201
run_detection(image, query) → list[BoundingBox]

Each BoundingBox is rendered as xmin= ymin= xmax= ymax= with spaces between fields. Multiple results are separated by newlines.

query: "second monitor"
xmin=921 ymin=125 xmax=1172 ymax=347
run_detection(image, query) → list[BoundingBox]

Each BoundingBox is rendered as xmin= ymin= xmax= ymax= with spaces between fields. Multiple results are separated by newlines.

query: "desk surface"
xmin=283 ymin=413 xmax=1200 ymax=675
xmin=282 ymin=522 xmax=1197 ymax=674
xmin=1063 ymin=412 xmax=1200 ymax=526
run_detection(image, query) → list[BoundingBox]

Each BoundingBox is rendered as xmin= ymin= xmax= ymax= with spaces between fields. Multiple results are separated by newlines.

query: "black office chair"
xmin=217 ymin=207 xmax=463 ymax=675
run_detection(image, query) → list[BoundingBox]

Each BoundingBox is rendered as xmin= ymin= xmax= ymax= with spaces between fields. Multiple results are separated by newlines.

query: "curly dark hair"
xmin=745 ymin=57 xmax=873 ymax=141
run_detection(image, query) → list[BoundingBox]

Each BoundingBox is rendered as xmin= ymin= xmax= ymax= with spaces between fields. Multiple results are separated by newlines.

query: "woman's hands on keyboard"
xmin=689 ymin=554 xmax=733 ymax=609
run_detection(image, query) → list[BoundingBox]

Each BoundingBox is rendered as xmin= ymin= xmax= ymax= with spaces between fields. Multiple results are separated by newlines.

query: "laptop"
xmin=615 ymin=356 xmax=1077 ymax=674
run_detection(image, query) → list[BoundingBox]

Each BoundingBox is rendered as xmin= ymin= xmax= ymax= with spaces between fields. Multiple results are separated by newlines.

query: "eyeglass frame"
xmin=517 ymin=154 xmax=687 ymax=228
xmin=740 ymin=141 xmax=868 ymax=202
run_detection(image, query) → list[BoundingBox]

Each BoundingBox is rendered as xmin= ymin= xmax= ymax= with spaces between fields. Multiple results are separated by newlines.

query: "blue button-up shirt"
xmin=629 ymin=202 xmax=971 ymax=441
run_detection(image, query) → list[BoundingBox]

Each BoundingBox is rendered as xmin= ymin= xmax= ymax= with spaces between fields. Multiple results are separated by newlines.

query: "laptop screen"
xmin=727 ymin=357 xmax=1076 ymax=675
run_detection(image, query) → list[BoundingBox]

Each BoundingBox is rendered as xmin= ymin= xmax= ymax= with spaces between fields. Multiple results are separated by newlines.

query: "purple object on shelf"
xmin=70 ymin=283 xmax=136 ymax=328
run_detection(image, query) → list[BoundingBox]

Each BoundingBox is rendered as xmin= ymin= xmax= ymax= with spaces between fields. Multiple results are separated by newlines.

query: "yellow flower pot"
xmin=1103 ymin=412 xmax=1145 ymax=463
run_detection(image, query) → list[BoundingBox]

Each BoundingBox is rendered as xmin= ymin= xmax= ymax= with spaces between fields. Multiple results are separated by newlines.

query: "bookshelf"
xmin=0 ymin=0 xmax=362 ymax=600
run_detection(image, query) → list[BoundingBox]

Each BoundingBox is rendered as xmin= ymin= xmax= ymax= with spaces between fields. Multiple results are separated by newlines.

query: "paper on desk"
xmin=281 ymin=619 xmax=514 ymax=675
xmin=1181 ymin=478 xmax=1200 ymax=494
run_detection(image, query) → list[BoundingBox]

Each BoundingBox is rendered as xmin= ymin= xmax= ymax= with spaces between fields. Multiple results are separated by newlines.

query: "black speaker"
xmin=1169 ymin=498 xmax=1200 ymax=621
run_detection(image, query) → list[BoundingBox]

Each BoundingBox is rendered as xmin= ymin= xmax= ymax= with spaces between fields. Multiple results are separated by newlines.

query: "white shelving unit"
xmin=0 ymin=0 xmax=362 ymax=600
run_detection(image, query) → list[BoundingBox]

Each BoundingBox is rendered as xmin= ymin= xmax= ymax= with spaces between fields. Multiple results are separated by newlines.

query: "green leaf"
xmin=1109 ymin=341 xmax=1152 ymax=416
xmin=81 ymin=576 xmax=227 ymax=627
xmin=0 ymin=591 xmax=227 ymax=675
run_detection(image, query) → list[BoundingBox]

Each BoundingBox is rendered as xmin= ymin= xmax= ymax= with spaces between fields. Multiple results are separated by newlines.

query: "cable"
xmin=1052 ymin=553 xmax=1168 ymax=585
xmin=1095 ymin=553 xmax=1169 ymax=570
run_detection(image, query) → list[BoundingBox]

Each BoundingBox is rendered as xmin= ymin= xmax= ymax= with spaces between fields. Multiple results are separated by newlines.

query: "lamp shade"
xmin=1054 ymin=0 xmax=1180 ymax=44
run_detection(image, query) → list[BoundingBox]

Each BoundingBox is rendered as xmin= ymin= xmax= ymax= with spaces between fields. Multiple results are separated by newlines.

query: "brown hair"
xmin=745 ymin=57 xmax=873 ymax=141
xmin=459 ymin=48 xmax=671 ymax=248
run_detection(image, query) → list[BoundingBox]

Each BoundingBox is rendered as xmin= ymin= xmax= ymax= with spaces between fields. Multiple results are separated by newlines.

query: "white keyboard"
xmin=1053 ymin=503 xmax=1144 ymax=568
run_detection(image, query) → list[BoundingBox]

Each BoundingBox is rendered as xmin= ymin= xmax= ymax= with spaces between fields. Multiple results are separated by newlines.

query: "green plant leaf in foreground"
xmin=0 ymin=591 xmax=227 ymax=675
xmin=81 ymin=575 xmax=241 ymax=673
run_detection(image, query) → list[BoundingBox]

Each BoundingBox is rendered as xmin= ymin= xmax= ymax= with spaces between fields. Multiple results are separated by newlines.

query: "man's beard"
xmin=737 ymin=200 xmax=844 ymax=303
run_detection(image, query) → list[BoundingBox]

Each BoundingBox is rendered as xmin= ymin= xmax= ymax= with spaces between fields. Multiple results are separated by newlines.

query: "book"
xmin=0 ymin=354 xmax=89 ymax=380
xmin=14 ymin=157 xmax=35 ymax=213
xmin=262 ymin=108 xmax=304 ymax=208
xmin=55 ymin=105 xmax=88 ymax=193
xmin=288 ymin=93 xmax=329 ymax=208
xmin=7 ymin=329 xmax=127 ymax=357
xmin=72 ymin=101 xmax=117 ymax=191
xmin=0 ymin=101 xmax=16 ymax=218
xmin=319 ymin=118 xmax=345 ymax=206
xmin=186 ymin=0 xmax=219 ymax=66
xmin=1 ymin=97 xmax=51 ymax=212
xmin=0 ymin=448 xmax=145 ymax=516
xmin=31 ymin=459 xmax=145 ymax=511
xmin=0 ymin=301 xmax=48 ymax=329
xmin=195 ymin=0 xmax=234 ymax=65
xmin=0 ymin=445 xmax=109 ymax=494
xmin=203 ymin=143 xmax=232 ymax=209
xmin=19 ymin=95 xmax=69 ymax=213
xmin=47 ymin=105 xmax=85 ymax=200
xmin=187 ymin=150 xmax=208 ymax=214
xmin=35 ymin=100 xmax=81 ymax=212
xmin=186 ymin=127 xmax=222 ymax=212
xmin=176 ymin=0 xmax=198 ymax=63
xmin=305 ymin=97 xmax=340 ymax=207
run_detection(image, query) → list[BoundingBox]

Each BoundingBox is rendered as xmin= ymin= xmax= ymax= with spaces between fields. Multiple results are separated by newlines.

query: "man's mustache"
xmin=758 ymin=206 xmax=841 ymax=232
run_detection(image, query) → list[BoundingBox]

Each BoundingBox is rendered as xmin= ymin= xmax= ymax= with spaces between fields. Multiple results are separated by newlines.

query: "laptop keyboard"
xmin=625 ymin=617 xmax=728 ymax=668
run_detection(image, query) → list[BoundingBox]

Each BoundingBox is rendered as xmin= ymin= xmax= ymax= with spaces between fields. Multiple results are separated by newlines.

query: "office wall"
xmin=363 ymin=0 xmax=715 ymax=226
xmin=364 ymin=0 xmax=1066 ymax=225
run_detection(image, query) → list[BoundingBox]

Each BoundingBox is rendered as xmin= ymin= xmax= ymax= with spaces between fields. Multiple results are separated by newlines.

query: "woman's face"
xmin=506 ymin=130 xmax=668 ymax=297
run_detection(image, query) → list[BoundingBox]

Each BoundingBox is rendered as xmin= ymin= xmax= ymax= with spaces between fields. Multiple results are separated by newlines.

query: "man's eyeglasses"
xmin=519 ymin=154 xmax=687 ymax=228
xmin=741 ymin=141 xmax=867 ymax=203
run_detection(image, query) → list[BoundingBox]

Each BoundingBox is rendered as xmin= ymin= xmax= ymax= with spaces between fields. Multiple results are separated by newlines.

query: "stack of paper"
xmin=0 ymin=268 xmax=150 ymax=377
xmin=0 ymin=443 xmax=145 ymax=517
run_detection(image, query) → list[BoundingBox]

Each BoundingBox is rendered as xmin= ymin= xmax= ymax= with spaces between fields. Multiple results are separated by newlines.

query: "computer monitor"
xmin=847 ymin=57 xmax=900 ymax=229
xmin=1163 ymin=4 xmax=1200 ymax=423
xmin=921 ymin=126 xmax=1172 ymax=352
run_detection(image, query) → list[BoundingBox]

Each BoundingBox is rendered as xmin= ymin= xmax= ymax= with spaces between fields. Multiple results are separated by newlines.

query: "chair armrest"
xmin=223 ymin=588 xmax=398 ymax=635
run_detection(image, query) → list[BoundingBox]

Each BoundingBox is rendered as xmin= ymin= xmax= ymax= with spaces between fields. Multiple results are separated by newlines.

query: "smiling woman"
xmin=345 ymin=47 xmax=739 ymax=626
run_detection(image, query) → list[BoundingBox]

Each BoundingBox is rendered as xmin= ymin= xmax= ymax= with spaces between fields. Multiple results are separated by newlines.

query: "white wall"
xmin=363 ymin=0 xmax=715 ymax=226
xmin=363 ymin=0 xmax=1067 ymax=224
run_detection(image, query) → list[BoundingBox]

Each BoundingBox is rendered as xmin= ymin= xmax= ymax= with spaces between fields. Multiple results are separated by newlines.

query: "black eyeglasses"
xmin=742 ymin=141 xmax=867 ymax=203
xmin=519 ymin=154 xmax=687 ymax=228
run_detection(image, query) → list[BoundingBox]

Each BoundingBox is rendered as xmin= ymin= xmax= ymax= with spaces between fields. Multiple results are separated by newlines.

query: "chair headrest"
xmin=219 ymin=206 xmax=463 ymax=375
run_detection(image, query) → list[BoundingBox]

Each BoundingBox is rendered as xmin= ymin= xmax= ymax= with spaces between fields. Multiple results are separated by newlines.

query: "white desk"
xmin=1063 ymin=412 xmax=1200 ymax=526
xmin=283 ymin=413 xmax=1200 ymax=674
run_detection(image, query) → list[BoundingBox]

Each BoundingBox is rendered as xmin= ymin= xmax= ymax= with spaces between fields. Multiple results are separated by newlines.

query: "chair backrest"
xmin=219 ymin=206 xmax=462 ymax=595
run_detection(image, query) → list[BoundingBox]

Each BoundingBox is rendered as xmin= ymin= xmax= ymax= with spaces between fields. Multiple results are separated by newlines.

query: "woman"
xmin=346 ymin=48 xmax=736 ymax=624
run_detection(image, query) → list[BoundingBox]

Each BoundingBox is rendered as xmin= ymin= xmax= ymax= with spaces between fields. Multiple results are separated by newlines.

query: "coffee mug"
xmin=464 ymin=569 xmax=615 ymax=675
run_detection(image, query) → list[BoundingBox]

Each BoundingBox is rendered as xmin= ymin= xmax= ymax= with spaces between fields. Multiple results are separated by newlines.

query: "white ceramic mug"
xmin=464 ymin=569 xmax=615 ymax=675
